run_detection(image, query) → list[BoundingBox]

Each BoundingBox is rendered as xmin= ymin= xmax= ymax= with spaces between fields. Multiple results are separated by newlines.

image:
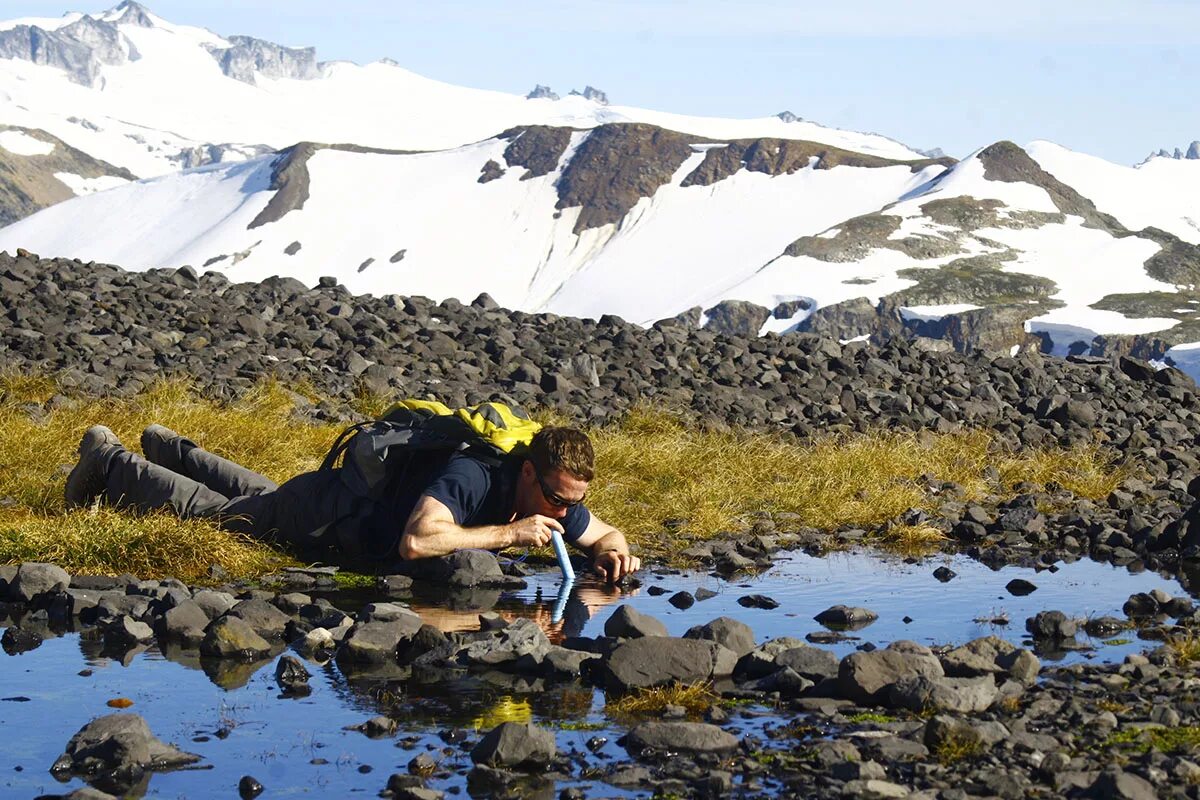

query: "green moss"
xmin=1101 ymin=638 xmax=1134 ymax=646
xmin=1103 ymin=726 xmax=1200 ymax=755
xmin=556 ymin=720 xmax=607 ymax=731
xmin=894 ymin=251 xmax=1060 ymax=307
xmin=332 ymin=571 xmax=375 ymax=589
xmin=847 ymin=712 xmax=897 ymax=724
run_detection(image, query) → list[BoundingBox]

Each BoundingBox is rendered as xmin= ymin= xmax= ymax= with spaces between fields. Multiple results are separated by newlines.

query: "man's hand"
xmin=508 ymin=514 xmax=564 ymax=547
xmin=593 ymin=549 xmax=641 ymax=583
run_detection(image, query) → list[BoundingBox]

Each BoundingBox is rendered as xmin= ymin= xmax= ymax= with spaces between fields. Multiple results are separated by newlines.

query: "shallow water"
xmin=0 ymin=548 xmax=1189 ymax=798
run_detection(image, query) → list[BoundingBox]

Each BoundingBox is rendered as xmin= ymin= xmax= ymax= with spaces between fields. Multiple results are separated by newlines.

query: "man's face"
xmin=517 ymin=461 xmax=588 ymax=520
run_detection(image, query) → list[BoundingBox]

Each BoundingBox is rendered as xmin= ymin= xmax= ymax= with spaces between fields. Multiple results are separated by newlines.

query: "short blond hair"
xmin=529 ymin=427 xmax=594 ymax=482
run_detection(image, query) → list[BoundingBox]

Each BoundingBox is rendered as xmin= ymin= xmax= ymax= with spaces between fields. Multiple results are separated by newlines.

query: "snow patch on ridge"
xmin=0 ymin=130 xmax=54 ymax=156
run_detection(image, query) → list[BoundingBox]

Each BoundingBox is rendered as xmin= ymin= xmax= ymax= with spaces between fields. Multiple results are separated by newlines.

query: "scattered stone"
xmin=602 ymin=637 xmax=736 ymax=691
xmin=814 ymin=605 xmax=879 ymax=630
xmin=50 ymin=713 xmax=200 ymax=788
xmin=623 ymin=721 xmax=738 ymax=755
xmin=274 ymin=655 xmax=311 ymax=694
xmin=932 ymin=566 xmax=957 ymax=582
xmin=469 ymin=722 xmax=555 ymax=768
xmin=1005 ymin=579 xmax=1037 ymax=596
xmin=737 ymin=594 xmax=779 ymax=610
xmin=668 ymin=591 xmax=695 ymax=609
xmin=200 ymin=616 xmax=273 ymax=659
xmin=238 ymin=775 xmax=264 ymax=799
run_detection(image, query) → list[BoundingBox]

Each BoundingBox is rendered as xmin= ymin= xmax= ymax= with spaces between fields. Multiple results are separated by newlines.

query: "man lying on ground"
xmin=64 ymin=423 xmax=640 ymax=582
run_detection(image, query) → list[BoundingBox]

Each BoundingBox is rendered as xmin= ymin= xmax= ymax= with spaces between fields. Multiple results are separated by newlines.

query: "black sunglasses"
xmin=533 ymin=466 xmax=586 ymax=509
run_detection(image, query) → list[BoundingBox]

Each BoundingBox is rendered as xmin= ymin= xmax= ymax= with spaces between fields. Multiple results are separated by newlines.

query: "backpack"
xmin=319 ymin=399 xmax=543 ymax=502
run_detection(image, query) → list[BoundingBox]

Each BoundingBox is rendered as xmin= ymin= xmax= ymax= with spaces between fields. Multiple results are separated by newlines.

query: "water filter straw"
xmin=550 ymin=529 xmax=575 ymax=582
xmin=551 ymin=577 xmax=574 ymax=624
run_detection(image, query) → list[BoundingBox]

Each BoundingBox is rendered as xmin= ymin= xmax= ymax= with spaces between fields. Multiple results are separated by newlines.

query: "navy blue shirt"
xmin=423 ymin=453 xmax=591 ymax=543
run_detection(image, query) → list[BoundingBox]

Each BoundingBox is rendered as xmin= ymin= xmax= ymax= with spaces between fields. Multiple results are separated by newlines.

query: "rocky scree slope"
xmin=6 ymin=253 xmax=1200 ymax=571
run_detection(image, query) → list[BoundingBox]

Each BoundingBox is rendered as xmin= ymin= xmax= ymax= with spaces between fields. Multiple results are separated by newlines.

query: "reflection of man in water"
xmin=407 ymin=582 xmax=630 ymax=644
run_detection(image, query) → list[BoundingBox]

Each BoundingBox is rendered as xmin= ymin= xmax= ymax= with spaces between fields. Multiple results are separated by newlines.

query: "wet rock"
xmin=541 ymin=645 xmax=598 ymax=676
xmin=461 ymin=617 xmax=551 ymax=668
xmin=695 ymin=587 xmax=718 ymax=602
xmin=774 ymin=645 xmax=839 ymax=682
xmin=238 ymin=775 xmax=264 ymax=799
xmin=623 ymin=721 xmax=738 ymax=755
xmin=682 ymin=616 xmax=755 ymax=657
xmin=1025 ymin=610 xmax=1077 ymax=640
xmin=838 ymin=641 xmax=944 ymax=705
xmin=603 ymin=605 xmax=667 ymax=638
xmin=102 ymin=615 xmax=155 ymax=646
xmin=668 ymin=591 xmax=694 ymax=609
xmin=1123 ymin=592 xmax=1160 ymax=618
xmin=1 ymin=625 xmax=43 ymax=654
xmin=274 ymin=655 xmax=311 ymax=694
xmin=50 ymin=713 xmax=200 ymax=788
xmin=933 ymin=566 xmax=957 ymax=582
xmin=378 ymin=574 xmax=414 ymax=595
xmin=358 ymin=602 xmax=419 ymax=624
xmin=340 ymin=617 xmax=424 ymax=663
xmin=226 ymin=599 xmax=291 ymax=639
xmin=602 ymin=637 xmax=736 ymax=691
xmin=814 ymin=605 xmax=879 ymax=630
xmin=297 ymin=627 xmax=336 ymax=659
xmin=737 ymin=594 xmax=779 ymax=610
xmin=159 ymin=600 xmax=209 ymax=643
xmin=351 ymin=715 xmax=397 ymax=738
xmin=734 ymin=636 xmax=809 ymax=679
xmin=11 ymin=562 xmax=69 ymax=602
xmin=401 ymin=550 xmax=515 ymax=588
xmin=469 ymin=722 xmax=555 ymax=768
xmin=1005 ymin=579 xmax=1037 ymax=596
xmin=200 ymin=616 xmax=273 ymax=659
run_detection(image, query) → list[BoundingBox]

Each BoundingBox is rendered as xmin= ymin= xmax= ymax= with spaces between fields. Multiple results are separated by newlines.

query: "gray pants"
xmin=102 ymin=431 xmax=363 ymax=551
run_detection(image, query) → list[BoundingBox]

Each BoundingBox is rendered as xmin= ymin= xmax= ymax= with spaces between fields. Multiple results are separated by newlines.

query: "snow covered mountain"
xmin=2 ymin=2 xmax=1200 ymax=375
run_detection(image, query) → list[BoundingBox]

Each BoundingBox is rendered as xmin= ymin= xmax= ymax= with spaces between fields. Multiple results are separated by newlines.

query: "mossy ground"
xmin=0 ymin=370 xmax=1129 ymax=581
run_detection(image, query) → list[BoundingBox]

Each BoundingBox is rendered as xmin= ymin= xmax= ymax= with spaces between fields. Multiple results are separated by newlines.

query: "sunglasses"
xmin=534 ymin=466 xmax=586 ymax=509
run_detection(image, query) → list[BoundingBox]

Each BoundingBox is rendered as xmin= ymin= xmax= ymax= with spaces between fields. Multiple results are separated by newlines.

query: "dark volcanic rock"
xmin=469 ymin=722 xmax=555 ymax=768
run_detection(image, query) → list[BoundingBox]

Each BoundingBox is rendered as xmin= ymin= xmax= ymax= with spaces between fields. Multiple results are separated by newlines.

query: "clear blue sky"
xmin=9 ymin=1 xmax=1200 ymax=164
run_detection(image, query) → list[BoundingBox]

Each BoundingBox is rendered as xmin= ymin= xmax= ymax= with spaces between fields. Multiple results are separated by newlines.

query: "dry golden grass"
xmin=587 ymin=407 xmax=1127 ymax=560
xmin=0 ymin=372 xmax=1131 ymax=579
xmin=0 ymin=374 xmax=337 ymax=580
xmin=607 ymin=682 xmax=718 ymax=718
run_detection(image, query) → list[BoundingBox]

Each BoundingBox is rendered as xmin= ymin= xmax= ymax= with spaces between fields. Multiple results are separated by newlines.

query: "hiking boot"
xmin=141 ymin=423 xmax=186 ymax=473
xmin=64 ymin=425 xmax=122 ymax=508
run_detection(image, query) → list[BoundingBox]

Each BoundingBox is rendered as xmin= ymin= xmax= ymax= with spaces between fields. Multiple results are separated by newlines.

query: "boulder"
xmin=888 ymin=674 xmax=998 ymax=713
xmin=226 ymin=599 xmax=292 ymax=639
xmin=274 ymin=654 xmax=311 ymax=694
xmin=838 ymin=641 xmax=944 ymax=704
xmin=460 ymin=618 xmax=551 ymax=668
xmin=200 ymin=616 xmax=273 ymax=659
xmin=50 ymin=713 xmax=200 ymax=786
xmin=624 ymin=722 xmax=738 ymax=755
xmin=774 ymin=646 xmax=839 ymax=682
xmin=734 ymin=637 xmax=809 ymax=679
xmin=340 ymin=617 xmax=423 ymax=663
xmin=602 ymin=637 xmax=737 ymax=691
xmin=604 ymin=605 xmax=668 ymax=639
xmin=469 ymin=722 xmax=556 ymax=768
xmin=191 ymin=589 xmax=237 ymax=619
xmin=683 ymin=616 xmax=755 ymax=657
xmin=11 ymin=562 xmax=70 ymax=602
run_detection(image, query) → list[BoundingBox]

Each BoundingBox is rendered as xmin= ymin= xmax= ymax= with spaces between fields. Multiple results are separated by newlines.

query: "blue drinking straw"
xmin=550 ymin=529 xmax=575 ymax=582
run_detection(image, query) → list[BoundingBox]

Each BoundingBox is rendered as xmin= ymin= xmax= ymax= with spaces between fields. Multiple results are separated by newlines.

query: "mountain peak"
xmin=108 ymin=1 xmax=156 ymax=27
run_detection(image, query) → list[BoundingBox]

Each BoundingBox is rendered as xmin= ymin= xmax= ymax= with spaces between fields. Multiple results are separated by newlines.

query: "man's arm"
xmin=573 ymin=513 xmax=641 ymax=582
xmin=397 ymin=495 xmax=561 ymax=560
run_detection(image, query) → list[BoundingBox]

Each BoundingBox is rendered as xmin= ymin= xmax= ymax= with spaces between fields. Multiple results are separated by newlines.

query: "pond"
xmin=0 ymin=548 xmax=1190 ymax=798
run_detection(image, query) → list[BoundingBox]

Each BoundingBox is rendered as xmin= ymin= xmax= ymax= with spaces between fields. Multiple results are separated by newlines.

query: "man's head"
xmin=515 ymin=426 xmax=594 ymax=520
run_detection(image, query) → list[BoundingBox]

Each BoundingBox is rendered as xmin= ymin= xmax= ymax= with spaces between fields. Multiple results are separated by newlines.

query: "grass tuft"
xmin=1103 ymin=726 xmax=1200 ymax=755
xmin=933 ymin=729 xmax=984 ymax=764
xmin=607 ymin=682 xmax=718 ymax=718
xmin=1166 ymin=632 xmax=1200 ymax=667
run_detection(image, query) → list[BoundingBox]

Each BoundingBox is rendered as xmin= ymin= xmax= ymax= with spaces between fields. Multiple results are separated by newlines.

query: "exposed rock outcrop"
xmin=203 ymin=35 xmax=319 ymax=84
